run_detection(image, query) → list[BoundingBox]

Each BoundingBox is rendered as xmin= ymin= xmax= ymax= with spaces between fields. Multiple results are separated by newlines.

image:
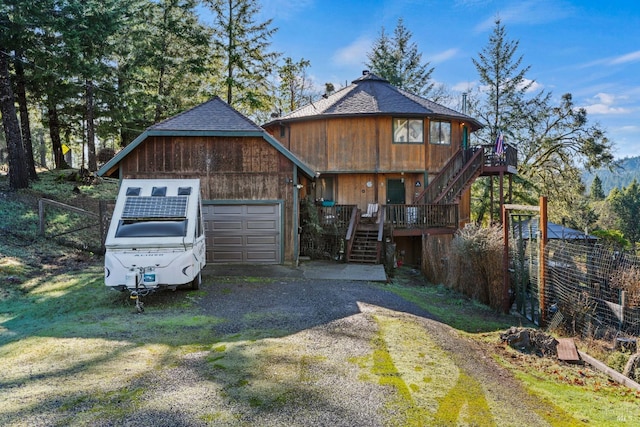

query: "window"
xmin=430 ymin=121 xmax=451 ymax=145
xmin=393 ymin=118 xmax=423 ymax=143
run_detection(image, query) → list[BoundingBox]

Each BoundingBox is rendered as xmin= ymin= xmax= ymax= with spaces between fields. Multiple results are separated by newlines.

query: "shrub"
xmin=447 ymin=224 xmax=505 ymax=311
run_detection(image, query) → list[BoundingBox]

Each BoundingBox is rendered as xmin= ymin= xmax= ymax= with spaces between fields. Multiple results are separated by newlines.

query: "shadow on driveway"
xmin=200 ymin=261 xmax=434 ymax=338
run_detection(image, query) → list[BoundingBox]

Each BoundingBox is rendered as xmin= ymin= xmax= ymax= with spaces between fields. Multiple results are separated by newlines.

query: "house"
xmin=263 ymin=71 xmax=517 ymax=266
xmin=98 ymin=73 xmax=516 ymax=269
xmin=97 ymin=96 xmax=316 ymax=265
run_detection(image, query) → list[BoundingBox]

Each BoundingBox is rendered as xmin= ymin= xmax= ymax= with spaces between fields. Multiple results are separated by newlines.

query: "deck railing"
xmin=481 ymin=143 xmax=517 ymax=170
xmin=413 ymin=147 xmax=482 ymax=205
xmin=383 ymin=203 xmax=459 ymax=230
xmin=316 ymin=204 xmax=357 ymax=227
xmin=315 ymin=203 xmax=458 ymax=232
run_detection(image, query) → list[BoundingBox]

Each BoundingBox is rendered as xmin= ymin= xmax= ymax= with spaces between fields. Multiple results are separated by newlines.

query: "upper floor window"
xmin=430 ymin=120 xmax=451 ymax=145
xmin=393 ymin=118 xmax=423 ymax=144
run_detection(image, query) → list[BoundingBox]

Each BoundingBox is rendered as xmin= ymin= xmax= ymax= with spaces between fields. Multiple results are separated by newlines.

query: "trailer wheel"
xmin=191 ymin=271 xmax=201 ymax=290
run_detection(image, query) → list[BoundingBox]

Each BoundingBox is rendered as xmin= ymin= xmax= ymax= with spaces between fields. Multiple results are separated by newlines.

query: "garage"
xmin=203 ymin=203 xmax=282 ymax=264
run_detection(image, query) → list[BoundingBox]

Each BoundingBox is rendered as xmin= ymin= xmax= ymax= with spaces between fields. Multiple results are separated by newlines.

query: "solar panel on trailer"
xmin=121 ymin=196 xmax=189 ymax=219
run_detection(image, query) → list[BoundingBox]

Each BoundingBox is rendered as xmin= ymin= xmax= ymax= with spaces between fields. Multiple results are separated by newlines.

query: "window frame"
xmin=429 ymin=120 xmax=452 ymax=145
xmin=393 ymin=118 xmax=424 ymax=144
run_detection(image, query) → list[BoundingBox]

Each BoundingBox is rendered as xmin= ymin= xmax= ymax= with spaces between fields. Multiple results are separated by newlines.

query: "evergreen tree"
xmin=472 ymin=18 xmax=533 ymax=145
xmin=206 ymin=0 xmax=280 ymax=116
xmin=609 ymin=180 xmax=640 ymax=248
xmin=0 ymin=46 xmax=29 ymax=189
xmin=108 ymin=0 xmax=213 ymax=146
xmin=54 ymin=0 xmax=133 ymax=171
xmin=590 ymin=175 xmax=605 ymax=200
xmin=366 ymin=18 xmax=434 ymax=97
xmin=470 ymin=19 xmax=614 ymax=225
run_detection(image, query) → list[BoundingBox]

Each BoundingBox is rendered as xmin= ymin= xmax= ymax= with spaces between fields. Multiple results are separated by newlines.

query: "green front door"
xmin=387 ymin=179 xmax=405 ymax=204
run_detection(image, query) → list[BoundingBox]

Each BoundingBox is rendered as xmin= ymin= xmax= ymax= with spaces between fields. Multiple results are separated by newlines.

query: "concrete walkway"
xmin=300 ymin=261 xmax=388 ymax=282
xmin=204 ymin=260 xmax=388 ymax=282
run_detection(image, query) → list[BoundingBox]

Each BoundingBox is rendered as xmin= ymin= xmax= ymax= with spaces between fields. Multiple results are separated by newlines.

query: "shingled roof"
xmin=151 ymin=96 xmax=263 ymax=132
xmin=264 ymin=72 xmax=483 ymax=130
xmin=97 ymin=96 xmax=315 ymax=177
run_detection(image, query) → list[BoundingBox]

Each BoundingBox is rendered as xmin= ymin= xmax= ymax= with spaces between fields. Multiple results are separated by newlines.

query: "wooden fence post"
xmin=539 ymin=196 xmax=548 ymax=327
xmin=502 ymin=204 xmax=510 ymax=314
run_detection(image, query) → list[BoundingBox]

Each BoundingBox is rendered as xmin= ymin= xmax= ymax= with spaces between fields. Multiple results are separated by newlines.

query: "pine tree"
xmin=109 ymin=0 xmax=212 ymax=145
xmin=366 ymin=18 xmax=434 ymax=97
xmin=0 ymin=44 xmax=29 ymax=189
xmin=470 ymin=19 xmax=614 ymax=226
xmin=472 ymin=18 xmax=532 ymax=144
xmin=207 ymin=0 xmax=280 ymax=116
xmin=590 ymin=175 xmax=605 ymax=200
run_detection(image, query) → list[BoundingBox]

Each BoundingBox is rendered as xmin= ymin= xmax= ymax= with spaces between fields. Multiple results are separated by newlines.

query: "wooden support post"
xmin=502 ymin=204 xmax=510 ymax=313
xmin=539 ymin=196 xmax=548 ymax=327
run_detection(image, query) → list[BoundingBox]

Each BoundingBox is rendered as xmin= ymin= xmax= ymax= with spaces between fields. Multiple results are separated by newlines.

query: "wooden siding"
xmin=268 ymin=116 xmax=464 ymax=175
xmin=118 ymin=135 xmax=298 ymax=263
xmin=330 ymin=173 xmax=426 ymax=209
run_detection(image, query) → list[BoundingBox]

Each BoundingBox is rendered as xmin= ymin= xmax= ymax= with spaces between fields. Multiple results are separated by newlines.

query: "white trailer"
xmin=104 ymin=179 xmax=206 ymax=308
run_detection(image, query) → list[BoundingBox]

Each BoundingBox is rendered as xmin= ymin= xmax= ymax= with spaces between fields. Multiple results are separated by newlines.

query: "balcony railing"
xmin=481 ymin=143 xmax=517 ymax=171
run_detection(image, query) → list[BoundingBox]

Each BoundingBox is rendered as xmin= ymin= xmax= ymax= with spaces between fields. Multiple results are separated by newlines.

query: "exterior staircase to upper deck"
xmin=413 ymin=146 xmax=485 ymax=205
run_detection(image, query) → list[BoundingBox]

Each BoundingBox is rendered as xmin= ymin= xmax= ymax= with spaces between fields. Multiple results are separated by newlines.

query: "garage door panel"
xmin=214 ymin=251 xmax=245 ymax=261
xmin=212 ymin=236 xmax=243 ymax=245
xmin=247 ymin=220 xmax=277 ymax=230
xmin=212 ymin=205 xmax=244 ymax=215
xmin=247 ymin=205 xmax=277 ymax=214
xmin=211 ymin=220 xmax=243 ymax=230
xmin=246 ymin=235 xmax=277 ymax=245
xmin=204 ymin=203 xmax=281 ymax=264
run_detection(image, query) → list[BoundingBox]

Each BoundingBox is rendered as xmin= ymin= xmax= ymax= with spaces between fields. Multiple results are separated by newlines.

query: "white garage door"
xmin=203 ymin=203 xmax=281 ymax=264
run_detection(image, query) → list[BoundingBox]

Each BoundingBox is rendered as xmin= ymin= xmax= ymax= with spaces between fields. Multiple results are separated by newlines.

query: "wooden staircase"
xmin=345 ymin=207 xmax=384 ymax=264
xmin=414 ymin=146 xmax=485 ymax=205
xmin=348 ymin=226 xmax=379 ymax=263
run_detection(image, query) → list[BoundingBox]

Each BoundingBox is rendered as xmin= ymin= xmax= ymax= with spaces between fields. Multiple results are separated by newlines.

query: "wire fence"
xmin=513 ymin=237 xmax=640 ymax=339
xmin=38 ymin=198 xmax=115 ymax=254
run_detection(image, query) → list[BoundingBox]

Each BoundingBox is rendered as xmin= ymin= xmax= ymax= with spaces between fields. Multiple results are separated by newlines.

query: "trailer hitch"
xmin=128 ymin=267 xmax=153 ymax=313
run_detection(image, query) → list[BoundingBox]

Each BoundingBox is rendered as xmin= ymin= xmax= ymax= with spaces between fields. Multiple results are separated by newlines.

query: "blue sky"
xmin=205 ymin=0 xmax=640 ymax=159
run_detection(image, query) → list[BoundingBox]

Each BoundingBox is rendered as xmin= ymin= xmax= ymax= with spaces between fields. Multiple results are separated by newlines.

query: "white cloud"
xmin=521 ymin=78 xmax=543 ymax=93
xmin=429 ymin=48 xmax=458 ymax=64
xmin=332 ymin=36 xmax=371 ymax=67
xmin=584 ymin=92 xmax=630 ymax=115
xmin=609 ymin=50 xmax=640 ymax=65
xmin=578 ymin=50 xmax=640 ymax=69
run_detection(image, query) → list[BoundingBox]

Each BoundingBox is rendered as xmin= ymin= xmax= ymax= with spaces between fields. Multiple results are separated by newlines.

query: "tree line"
xmin=0 ymin=0 xmax=315 ymax=190
xmin=1 ymin=4 xmax=629 ymax=246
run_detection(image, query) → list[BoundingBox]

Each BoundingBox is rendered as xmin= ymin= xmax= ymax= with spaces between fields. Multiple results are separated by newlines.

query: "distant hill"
xmin=582 ymin=156 xmax=640 ymax=196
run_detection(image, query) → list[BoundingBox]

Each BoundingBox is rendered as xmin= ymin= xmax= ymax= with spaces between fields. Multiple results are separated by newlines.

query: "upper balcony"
xmin=480 ymin=143 xmax=518 ymax=176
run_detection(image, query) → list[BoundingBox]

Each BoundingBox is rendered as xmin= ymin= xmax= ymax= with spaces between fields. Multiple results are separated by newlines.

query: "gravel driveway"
xmin=61 ymin=263 xmax=553 ymax=427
